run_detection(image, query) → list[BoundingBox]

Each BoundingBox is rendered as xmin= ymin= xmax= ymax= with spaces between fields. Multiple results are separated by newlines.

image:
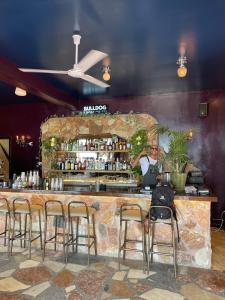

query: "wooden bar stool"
xmin=118 ymin=203 xmax=148 ymax=271
xmin=0 ymin=197 xmax=11 ymax=255
xmin=10 ymin=198 xmax=43 ymax=259
xmin=66 ymin=201 xmax=97 ymax=265
xmin=43 ymin=200 xmax=68 ymax=262
xmin=147 ymin=205 xmax=177 ymax=278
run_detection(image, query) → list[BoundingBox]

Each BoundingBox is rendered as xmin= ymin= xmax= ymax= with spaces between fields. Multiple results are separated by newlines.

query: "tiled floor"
xmin=0 ymin=229 xmax=225 ymax=299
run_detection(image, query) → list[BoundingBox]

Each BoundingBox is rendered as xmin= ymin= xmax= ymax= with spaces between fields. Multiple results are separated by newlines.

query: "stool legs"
xmin=92 ymin=214 xmax=97 ymax=256
xmin=118 ymin=204 xmax=147 ymax=272
xmin=147 ymin=206 xmax=177 ymax=278
xmin=42 ymin=200 xmax=68 ymax=263
xmin=66 ymin=201 xmax=97 ymax=265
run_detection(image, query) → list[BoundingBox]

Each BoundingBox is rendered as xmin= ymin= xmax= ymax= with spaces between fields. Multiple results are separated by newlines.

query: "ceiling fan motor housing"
xmin=73 ymin=34 xmax=81 ymax=45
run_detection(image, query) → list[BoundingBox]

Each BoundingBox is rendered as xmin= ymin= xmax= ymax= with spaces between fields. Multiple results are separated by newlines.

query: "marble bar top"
xmin=0 ymin=188 xmax=218 ymax=202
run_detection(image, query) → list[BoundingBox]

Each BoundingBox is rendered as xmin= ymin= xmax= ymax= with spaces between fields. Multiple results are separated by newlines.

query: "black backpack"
xmin=150 ymin=184 xmax=180 ymax=242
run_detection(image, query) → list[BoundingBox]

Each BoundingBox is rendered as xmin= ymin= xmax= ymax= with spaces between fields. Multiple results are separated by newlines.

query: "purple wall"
xmin=0 ymin=90 xmax=224 ymax=219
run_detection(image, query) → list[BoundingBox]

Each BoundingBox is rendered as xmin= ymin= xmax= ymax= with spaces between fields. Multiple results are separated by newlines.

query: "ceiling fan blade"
xmin=19 ymin=68 xmax=68 ymax=74
xmin=78 ymin=50 xmax=108 ymax=73
xmin=81 ymin=74 xmax=110 ymax=88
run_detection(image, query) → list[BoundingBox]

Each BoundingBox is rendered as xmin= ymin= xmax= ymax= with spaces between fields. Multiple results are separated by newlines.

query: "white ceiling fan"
xmin=19 ymin=34 xmax=110 ymax=89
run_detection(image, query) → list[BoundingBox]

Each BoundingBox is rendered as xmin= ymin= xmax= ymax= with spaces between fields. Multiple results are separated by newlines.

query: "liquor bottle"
xmin=70 ymin=158 xmax=75 ymax=170
xmin=45 ymin=177 xmax=49 ymax=190
xmin=90 ymin=140 xmax=95 ymax=151
xmin=112 ymin=140 xmax=116 ymax=151
xmin=65 ymin=159 xmax=71 ymax=170
xmin=108 ymin=139 xmax=113 ymax=151
xmin=61 ymin=160 xmax=65 ymax=170
xmin=84 ymin=140 xmax=88 ymax=151
xmin=74 ymin=159 xmax=78 ymax=170
xmin=28 ymin=171 xmax=33 ymax=188
xmin=116 ymin=157 xmax=120 ymax=171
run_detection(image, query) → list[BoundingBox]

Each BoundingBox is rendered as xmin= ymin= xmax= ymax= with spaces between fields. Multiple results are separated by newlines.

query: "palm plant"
xmin=149 ymin=124 xmax=193 ymax=173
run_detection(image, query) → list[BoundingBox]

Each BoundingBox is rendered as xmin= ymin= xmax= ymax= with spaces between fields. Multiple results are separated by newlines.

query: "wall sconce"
xmin=15 ymin=87 xmax=27 ymax=96
xmin=176 ymin=55 xmax=187 ymax=78
xmin=102 ymin=65 xmax=111 ymax=81
xmin=16 ymin=135 xmax=33 ymax=147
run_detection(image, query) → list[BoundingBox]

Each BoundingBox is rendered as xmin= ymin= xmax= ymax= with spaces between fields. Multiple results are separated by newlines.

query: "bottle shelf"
xmin=47 ymin=169 xmax=132 ymax=174
xmin=56 ymin=150 xmax=130 ymax=154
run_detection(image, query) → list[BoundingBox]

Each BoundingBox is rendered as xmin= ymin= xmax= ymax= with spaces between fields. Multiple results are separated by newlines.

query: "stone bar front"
xmin=0 ymin=190 xmax=217 ymax=268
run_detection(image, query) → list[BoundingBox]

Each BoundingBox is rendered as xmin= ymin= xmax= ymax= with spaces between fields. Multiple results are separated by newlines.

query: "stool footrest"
xmin=149 ymin=251 xmax=174 ymax=256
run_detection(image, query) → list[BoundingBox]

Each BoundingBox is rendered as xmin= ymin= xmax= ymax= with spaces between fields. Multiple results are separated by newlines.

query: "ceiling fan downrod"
xmin=73 ymin=34 xmax=81 ymax=66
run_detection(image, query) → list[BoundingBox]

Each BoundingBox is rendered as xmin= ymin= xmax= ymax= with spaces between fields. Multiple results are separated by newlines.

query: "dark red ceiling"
xmin=1 ymin=0 xmax=225 ymax=107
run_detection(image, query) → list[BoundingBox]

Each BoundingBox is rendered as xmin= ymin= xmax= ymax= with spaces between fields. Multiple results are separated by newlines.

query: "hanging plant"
xmin=129 ymin=129 xmax=148 ymax=176
xmin=129 ymin=129 xmax=148 ymax=158
xmin=41 ymin=136 xmax=60 ymax=152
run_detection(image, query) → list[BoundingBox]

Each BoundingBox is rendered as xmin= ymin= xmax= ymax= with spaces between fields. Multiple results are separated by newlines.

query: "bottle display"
xmin=42 ymin=134 xmax=137 ymax=191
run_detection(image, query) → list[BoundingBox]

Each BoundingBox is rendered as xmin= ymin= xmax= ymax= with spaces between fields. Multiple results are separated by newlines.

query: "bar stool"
xmin=147 ymin=205 xmax=177 ymax=278
xmin=10 ymin=198 xmax=43 ymax=259
xmin=0 ymin=198 xmax=11 ymax=254
xmin=66 ymin=201 xmax=97 ymax=265
xmin=42 ymin=200 xmax=68 ymax=262
xmin=118 ymin=203 xmax=148 ymax=271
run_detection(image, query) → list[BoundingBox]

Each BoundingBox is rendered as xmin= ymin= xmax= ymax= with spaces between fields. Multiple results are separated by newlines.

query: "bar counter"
xmin=0 ymin=189 xmax=217 ymax=269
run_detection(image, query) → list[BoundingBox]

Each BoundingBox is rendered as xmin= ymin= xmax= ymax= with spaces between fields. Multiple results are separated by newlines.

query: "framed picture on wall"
xmin=0 ymin=137 xmax=10 ymax=181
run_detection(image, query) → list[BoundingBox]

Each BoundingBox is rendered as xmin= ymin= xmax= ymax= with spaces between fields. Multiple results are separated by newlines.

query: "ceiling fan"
xmin=19 ymin=34 xmax=110 ymax=89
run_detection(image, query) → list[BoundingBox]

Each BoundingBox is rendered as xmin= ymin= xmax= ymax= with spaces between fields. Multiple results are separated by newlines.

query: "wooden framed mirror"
xmin=0 ymin=137 xmax=10 ymax=181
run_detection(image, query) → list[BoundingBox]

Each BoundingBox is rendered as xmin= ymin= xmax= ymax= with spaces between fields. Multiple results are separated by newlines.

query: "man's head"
xmin=149 ymin=145 xmax=159 ymax=153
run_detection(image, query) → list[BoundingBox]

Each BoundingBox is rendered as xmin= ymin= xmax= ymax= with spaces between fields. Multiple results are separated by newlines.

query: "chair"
xmin=42 ymin=200 xmax=68 ymax=262
xmin=10 ymin=198 xmax=43 ymax=259
xmin=147 ymin=205 xmax=177 ymax=278
xmin=66 ymin=201 xmax=97 ymax=265
xmin=0 ymin=198 xmax=11 ymax=255
xmin=118 ymin=203 xmax=148 ymax=271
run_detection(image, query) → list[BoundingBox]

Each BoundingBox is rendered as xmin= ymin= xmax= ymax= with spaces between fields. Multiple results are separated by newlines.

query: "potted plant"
xmin=150 ymin=125 xmax=194 ymax=192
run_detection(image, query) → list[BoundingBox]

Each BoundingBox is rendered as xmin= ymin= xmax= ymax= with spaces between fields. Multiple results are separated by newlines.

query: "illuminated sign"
xmin=82 ymin=105 xmax=108 ymax=115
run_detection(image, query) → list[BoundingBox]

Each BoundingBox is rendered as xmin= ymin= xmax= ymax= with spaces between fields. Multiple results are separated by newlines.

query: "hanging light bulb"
xmin=177 ymin=65 xmax=187 ymax=78
xmin=176 ymin=55 xmax=187 ymax=78
xmin=102 ymin=65 xmax=111 ymax=81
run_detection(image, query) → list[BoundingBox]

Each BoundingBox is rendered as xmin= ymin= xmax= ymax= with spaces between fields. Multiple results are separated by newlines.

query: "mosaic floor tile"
xmin=68 ymin=290 xmax=83 ymax=300
xmin=180 ymin=283 xmax=225 ymax=300
xmin=0 ymin=294 xmax=29 ymax=300
xmin=14 ymin=266 xmax=52 ymax=285
xmin=43 ymin=260 xmax=65 ymax=273
xmin=66 ymin=263 xmax=87 ymax=273
xmin=129 ymin=279 xmax=138 ymax=283
xmin=22 ymin=281 xmax=51 ymax=297
xmin=112 ymin=270 xmax=127 ymax=281
xmin=111 ymin=280 xmax=136 ymax=298
xmin=140 ymin=288 xmax=184 ymax=300
xmin=108 ymin=261 xmax=129 ymax=270
xmin=19 ymin=259 xmax=40 ymax=269
xmin=53 ymin=270 xmax=75 ymax=288
xmin=101 ymin=291 xmax=111 ymax=299
xmin=0 ymin=276 xmax=30 ymax=292
xmin=133 ymin=282 xmax=153 ymax=294
xmin=196 ymin=269 xmax=225 ymax=293
xmin=127 ymin=269 xmax=155 ymax=279
xmin=0 ymin=269 xmax=16 ymax=277
xmin=65 ymin=284 xmax=76 ymax=293
xmin=76 ymin=270 xmax=108 ymax=298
